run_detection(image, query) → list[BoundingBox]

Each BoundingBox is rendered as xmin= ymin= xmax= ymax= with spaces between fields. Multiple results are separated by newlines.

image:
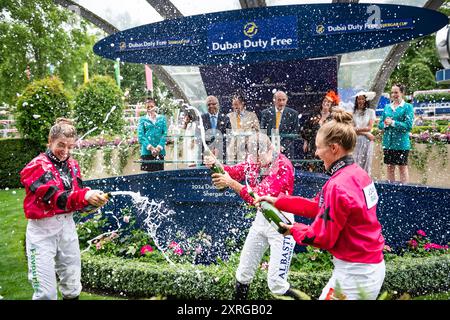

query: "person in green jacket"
xmin=137 ymin=98 xmax=167 ymax=172
xmin=378 ymin=84 xmax=414 ymax=183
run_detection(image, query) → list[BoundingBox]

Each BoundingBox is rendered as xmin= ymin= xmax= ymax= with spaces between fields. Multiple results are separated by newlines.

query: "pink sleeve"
xmin=21 ymin=161 xmax=89 ymax=212
xmin=275 ymin=193 xmax=320 ymax=219
xmin=290 ymin=186 xmax=351 ymax=250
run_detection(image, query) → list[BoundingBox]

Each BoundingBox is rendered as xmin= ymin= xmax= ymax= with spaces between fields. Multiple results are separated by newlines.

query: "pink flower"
xmin=123 ymin=216 xmax=130 ymax=223
xmin=417 ymin=230 xmax=427 ymax=237
xmin=168 ymin=241 xmax=183 ymax=255
xmin=424 ymin=243 xmax=449 ymax=250
xmin=173 ymin=247 xmax=183 ymax=256
xmin=109 ymin=232 xmax=119 ymax=240
xmin=169 ymin=241 xmax=179 ymax=249
xmin=140 ymin=245 xmax=154 ymax=255
xmin=260 ymin=262 xmax=269 ymax=271
xmin=409 ymin=239 xmax=418 ymax=248
xmin=95 ymin=242 xmax=103 ymax=250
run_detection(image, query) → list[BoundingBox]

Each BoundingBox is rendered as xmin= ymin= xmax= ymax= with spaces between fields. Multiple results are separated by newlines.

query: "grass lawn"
xmin=0 ymin=188 xmax=448 ymax=300
xmin=0 ymin=188 xmax=123 ymax=300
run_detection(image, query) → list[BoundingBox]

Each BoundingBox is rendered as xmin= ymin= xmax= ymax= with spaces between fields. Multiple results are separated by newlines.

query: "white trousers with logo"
xmin=26 ymin=213 xmax=82 ymax=300
xmin=319 ymin=257 xmax=386 ymax=300
xmin=236 ymin=211 xmax=295 ymax=294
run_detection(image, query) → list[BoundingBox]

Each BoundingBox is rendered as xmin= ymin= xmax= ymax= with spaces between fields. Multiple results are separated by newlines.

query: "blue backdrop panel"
xmin=93 ymin=4 xmax=448 ymax=65
xmin=199 ymin=58 xmax=337 ymax=118
xmin=83 ymin=170 xmax=450 ymax=263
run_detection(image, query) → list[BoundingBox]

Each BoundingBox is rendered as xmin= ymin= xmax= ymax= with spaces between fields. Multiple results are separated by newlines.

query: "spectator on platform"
xmin=378 ymin=84 xmax=414 ymax=183
xmin=353 ymin=91 xmax=377 ymax=175
xmin=137 ymin=98 xmax=167 ymax=172
xmin=182 ymin=109 xmax=201 ymax=168
xmin=226 ymin=92 xmax=260 ymax=164
xmin=201 ymin=95 xmax=231 ymax=160
xmin=260 ymin=91 xmax=299 ymax=160
xmin=300 ymin=90 xmax=340 ymax=172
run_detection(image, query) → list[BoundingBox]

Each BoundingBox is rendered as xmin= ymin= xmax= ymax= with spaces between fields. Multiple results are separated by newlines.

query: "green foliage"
xmin=387 ymin=32 xmax=447 ymax=93
xmin=411 ymin=125 xmax=449 ymax=134
xmin=410 ymin=142 xmax=433 ymax=184
xmin=80 ymin=253 xmax=450 ymax=299
xmin=15 ymin=77 xmax=71 ymax=146
xmin=0 ymin=139 xmax=42 ymax=188
xmin=102 ymin=146 xmax=114 ymax=175
xmin=407 ymin=62 xmax=437 ymax=93
xmin=117 ymin=143 xmax=139 ymax=174
xmin=73 ymin=75 xmax=125 ymax=137
xmin=415 ymin=92 xmax=450 ymax=102
xmin=290 ymin=246 xmax=333 ymax=272
xmin=72 ymin=147 xmax=97 ymax=177
xmin=0 ymin=0 xmax=103 ymax=106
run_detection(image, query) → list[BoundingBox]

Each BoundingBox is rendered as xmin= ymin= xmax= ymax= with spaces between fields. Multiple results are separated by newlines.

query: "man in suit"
xmin=201 ymin=95 xmax=231 ymax=161
xmin=227 ymin=93 xmax=260 ymax=164
xmin=261 ymin=91 xmax=299 ymax=160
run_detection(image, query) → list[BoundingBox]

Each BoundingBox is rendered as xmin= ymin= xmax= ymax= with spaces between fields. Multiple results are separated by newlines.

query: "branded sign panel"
xmin=207 ymin=16 xmax=298 ymax=55
xmin=94 ymin=4 xmax=448 ymax=65
xmin=313 ymin=18 xmax=414 ymax=36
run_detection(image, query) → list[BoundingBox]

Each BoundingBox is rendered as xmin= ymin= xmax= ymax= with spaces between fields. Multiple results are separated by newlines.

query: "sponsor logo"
xmin=279 ymin=236 xmax=294 ymax=279
xmin=316 ymin=24 xmax=325 ymax=34
xmin=244 ymin=22 xmax=258 ymax=38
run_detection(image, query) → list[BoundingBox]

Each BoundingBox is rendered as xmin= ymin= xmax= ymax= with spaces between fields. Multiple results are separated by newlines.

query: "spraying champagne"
xmin=78 ymin=192 xmax=111 ymax=215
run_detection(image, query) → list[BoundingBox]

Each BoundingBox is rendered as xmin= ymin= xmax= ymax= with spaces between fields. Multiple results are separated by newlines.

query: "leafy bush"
xmin=0 ymin=138 xmax=42 ymax=188
xmin=407 ymin=62 xmax=436 ymax=93
xmin=73 ymin=75 xmax=125 ymax=137
xmin=15 ymin=77 xmax=71 ymax=146
xmin=415 ymin=92 xmax=450 ymax=102
xmin=80 ymin=253 xmax=450 ymax=299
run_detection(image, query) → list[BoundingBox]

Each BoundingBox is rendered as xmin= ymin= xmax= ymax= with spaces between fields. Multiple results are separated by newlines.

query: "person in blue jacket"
xmin=137 ymin=98 xmax=167 ymax=172
xmin=378 ymin=84 xmax=414 ymax=183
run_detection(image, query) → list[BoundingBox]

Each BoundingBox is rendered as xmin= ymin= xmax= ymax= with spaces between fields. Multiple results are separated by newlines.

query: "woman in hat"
xmin=353 ymin=91 xmax=377 ymax=175
xmin=301 ymin=90 xmax=340 ymax=172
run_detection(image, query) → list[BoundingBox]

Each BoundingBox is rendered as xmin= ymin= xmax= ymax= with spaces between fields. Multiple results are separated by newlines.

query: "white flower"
xmin=32 ymin=114 xmax=41 ymax=119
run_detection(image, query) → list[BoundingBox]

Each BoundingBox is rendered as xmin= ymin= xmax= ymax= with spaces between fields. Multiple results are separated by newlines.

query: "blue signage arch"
xmin=93 ymin=4 xmax=448 ymax=65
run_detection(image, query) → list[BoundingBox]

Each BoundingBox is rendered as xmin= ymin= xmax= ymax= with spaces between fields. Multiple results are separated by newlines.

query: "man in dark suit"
xmin=201 ymin=95 xmax=231 ymax=161
xmin=260 ymin=91 xmax=299 ymax=160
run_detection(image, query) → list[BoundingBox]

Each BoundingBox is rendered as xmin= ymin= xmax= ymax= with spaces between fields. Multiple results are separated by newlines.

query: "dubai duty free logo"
xmin=243 ymin=22 xmax=258 ymax=38
xmin=316 ymin=24 xmax=325 ymax=35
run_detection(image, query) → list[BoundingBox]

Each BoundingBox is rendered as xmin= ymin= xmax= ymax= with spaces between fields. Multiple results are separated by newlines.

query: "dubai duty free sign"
xmin=93 ymin=3 xmax=448 ymax=65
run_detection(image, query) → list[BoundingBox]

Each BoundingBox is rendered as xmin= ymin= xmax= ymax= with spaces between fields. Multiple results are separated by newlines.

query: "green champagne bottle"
xmin=79 ymin=192 xmax=111 ymax=215
xmin=248 ymin=189 xmax=292 ymax=234
xmin=207 ymin=150 xmax=226 ymax=191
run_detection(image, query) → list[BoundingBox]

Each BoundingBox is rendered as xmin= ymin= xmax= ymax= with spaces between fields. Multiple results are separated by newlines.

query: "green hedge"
xmin=415 ymin=92 xmax=450 ymax=102
xmin=0 ymin=139 xmax=43 ymax=189
xmin=81 ymin=253 xmax=450 ymax=299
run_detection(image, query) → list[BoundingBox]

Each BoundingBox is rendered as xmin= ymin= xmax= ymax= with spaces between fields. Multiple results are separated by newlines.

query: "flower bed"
xmin=79 ymin=211 xmax=450 ymax=300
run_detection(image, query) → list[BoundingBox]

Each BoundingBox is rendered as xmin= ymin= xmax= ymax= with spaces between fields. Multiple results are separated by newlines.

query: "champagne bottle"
xmin=248 ymin=189 xmax=292 ymax=234
xmin=79 ymin=192 xmax=111 ymax=215
xmin=207 ymin=150 xmax=226 ymax=191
